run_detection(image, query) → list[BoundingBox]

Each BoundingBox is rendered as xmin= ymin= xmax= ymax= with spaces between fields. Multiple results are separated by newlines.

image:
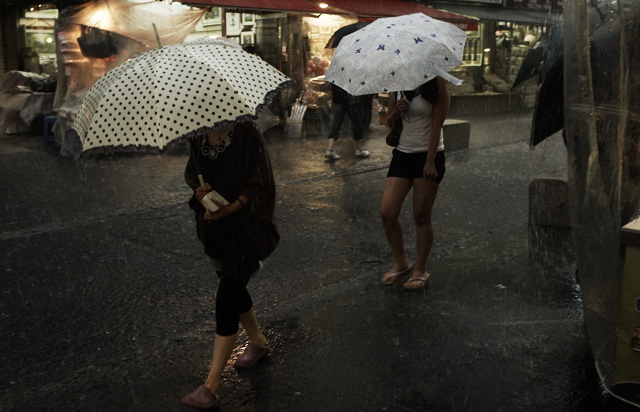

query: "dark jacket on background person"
xmin=331 ymin=83 xmax=360 ymax=106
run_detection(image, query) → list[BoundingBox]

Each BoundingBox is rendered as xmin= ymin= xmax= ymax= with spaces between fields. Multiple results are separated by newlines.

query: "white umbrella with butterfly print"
xmin=325 ymin=13 xmax=467 ymax=96
xmin=72 ymin=37 xmax=292 ymax=155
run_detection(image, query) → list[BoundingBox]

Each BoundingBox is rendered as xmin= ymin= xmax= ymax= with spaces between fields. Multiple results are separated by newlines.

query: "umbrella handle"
xmin=152 ymin=23 xmax=163 ymax=49
xmin=189 ymin=139 xmax=208 ymax=215
xmin=197 ymin=174 xmax=213 ymax=217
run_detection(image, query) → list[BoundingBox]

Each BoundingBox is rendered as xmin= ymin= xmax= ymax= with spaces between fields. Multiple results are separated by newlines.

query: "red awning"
xmin=183 ymin=0 xmax=478 ymax=27
xmin=182 ymin=0 xmax=347 ymax=15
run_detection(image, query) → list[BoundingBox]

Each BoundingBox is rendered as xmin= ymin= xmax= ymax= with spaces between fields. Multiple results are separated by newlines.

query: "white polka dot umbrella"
xmin=324 ymin=13 xmax=467 ymax=95
xmin=73 ymin=37 xmax=293 ymax=155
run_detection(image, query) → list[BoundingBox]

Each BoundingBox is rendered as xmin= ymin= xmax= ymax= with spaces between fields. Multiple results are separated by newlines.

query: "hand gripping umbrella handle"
xmin=188 ymin=138 xmax=212 ymax=215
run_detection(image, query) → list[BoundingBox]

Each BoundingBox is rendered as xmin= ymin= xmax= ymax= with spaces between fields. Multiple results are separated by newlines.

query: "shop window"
xmin=462 ymin=28 xmax=482 ymax=67
xmin=20 ymin=7 xmax=58 ymax=76
xmin=302 ymin=14 xmax=354 ymax=79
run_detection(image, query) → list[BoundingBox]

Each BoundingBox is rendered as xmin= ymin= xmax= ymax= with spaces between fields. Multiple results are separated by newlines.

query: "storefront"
xmin=181 ymin=0 xmax=561 ymax=116
xmin=0 ymin=3 xmax=59 ymax=76
xmin=184 ymin=0 xmax=479 ymax=126
xmin=1 ymin=0 xmax=556 ymax=138
xmin=20 ymin=6 xmax=59 ymax=76
xmin=427 ymin=0 xmax=562 ymax=112
xmin=0 ymin=3 xmax=59 ymax=136
xmin=448 ymin=21 xmax=549 ymax=90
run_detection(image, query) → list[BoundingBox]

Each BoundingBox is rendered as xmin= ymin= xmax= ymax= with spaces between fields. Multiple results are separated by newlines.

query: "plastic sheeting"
xmin=563 ymin=0 xmax=640 ymax=406
xmin=57 ymin=0 xmax=206 ymax=49
xmin=53 ymin=0 xmax=205 ymax=156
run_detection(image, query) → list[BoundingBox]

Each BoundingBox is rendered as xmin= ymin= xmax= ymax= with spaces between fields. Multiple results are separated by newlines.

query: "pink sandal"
xmin=180 ymin=384 xmax=219 ymax=410
xmin=234 ymin=343 xmax=270 ymax=369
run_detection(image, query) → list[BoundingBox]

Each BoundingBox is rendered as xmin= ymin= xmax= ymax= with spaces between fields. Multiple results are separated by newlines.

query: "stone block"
xmin=528 ymin=176 xmax=571 ymax=228
xmin=528 ymin=173 xmax=574 ymax=260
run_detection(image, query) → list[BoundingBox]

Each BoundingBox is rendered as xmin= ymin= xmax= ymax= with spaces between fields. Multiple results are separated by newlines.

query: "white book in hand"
xmin=201 ymin=190 xmax=230 ymax=213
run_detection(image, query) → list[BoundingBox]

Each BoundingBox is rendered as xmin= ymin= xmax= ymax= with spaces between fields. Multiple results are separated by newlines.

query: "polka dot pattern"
xmin=325 ymin=13 xmax=467 ymax=95
xmin=73 ymin=38 xmax=293 ymax=153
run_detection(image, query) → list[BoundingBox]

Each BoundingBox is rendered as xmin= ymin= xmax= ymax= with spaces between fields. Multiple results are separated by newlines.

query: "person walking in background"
xmin=379 ymin=77 xmax=449 ymax=291
xmin=325 ymin=83 xmax=370 ymax=160
xmin=361 ymin=93 xmax=374 ymax=133
xmin=181 ymin=121 xmax=279 ymax=410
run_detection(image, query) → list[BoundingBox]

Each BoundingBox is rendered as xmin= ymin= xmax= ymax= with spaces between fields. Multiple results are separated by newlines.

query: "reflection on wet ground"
xmin=1 ymin=111 xmax=636 ymax=411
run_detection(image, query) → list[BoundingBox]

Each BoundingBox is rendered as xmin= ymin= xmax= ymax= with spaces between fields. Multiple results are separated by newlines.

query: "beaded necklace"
xmin=201 ymin=130 xmax=233 ymax=160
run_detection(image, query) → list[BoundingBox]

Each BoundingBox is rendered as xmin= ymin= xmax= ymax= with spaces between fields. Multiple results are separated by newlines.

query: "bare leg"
xmin=380 ymin=177 xmax=413 ymax=282
xmin=404 ymin=177 xmax=439 ymax=288
xmin=239 ymin=308 xmax=267 ymax=348
xmin=204 ymin=333 xmax=238 ymax=395
xmin=327 ymin=137 xmax=336 ymax=151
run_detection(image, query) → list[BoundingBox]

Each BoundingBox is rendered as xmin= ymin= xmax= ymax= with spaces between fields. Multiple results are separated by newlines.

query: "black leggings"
xmin=215 ymin=257 xmax=259 ymax=336
xmin=206 ymin=220 xmax=260 ymax=336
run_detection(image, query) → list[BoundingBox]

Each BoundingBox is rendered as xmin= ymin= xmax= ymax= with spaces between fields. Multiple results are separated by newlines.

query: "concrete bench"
xmin=443 ymin=119 xmax=470 ymax=151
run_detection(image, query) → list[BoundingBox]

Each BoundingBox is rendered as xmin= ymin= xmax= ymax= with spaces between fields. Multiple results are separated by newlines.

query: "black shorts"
xmin=387 ymin=149 xmax=446 ymax=183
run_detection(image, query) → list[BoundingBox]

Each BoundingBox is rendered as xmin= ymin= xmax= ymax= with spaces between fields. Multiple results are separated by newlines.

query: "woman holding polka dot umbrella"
xmin=72 ymin=37 xmax=292 ymax=155
xmin=181 ymin=119 xmax=280 ymax=411
xmin=73 ymin=37 xmax=292 ymax=411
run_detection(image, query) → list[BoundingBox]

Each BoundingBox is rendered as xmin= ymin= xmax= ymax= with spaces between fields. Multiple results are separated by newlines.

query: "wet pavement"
xmin=1 ymin=110 xmax=637 ymax=411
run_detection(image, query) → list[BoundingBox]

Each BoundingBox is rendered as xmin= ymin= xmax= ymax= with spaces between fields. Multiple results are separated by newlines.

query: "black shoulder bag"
xmin=386 ymin=91 xmax=405 ymax=147
xmin=385 ymin=117 xmax=403 ymax=147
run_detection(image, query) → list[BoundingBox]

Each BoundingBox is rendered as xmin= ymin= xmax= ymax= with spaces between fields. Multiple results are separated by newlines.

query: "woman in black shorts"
xmin=380 ymin=77 xmax=450 ymax=291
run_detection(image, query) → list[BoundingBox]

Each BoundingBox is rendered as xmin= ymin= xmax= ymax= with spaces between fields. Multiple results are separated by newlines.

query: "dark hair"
xmin=242 ymin=44 xmax=260 ymax=57
xmin=401 ymin=77 xmax=439 ymax=105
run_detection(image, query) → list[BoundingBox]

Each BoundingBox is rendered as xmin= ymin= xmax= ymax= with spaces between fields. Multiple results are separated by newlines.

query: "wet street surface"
xmin=1 ymin=111 xmax=637 ymax=411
